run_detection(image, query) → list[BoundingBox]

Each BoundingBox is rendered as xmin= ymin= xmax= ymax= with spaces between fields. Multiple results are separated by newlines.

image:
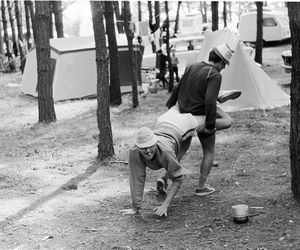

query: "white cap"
xmin=213 ymin=44 xmax=233 ymax=65
xmin=135 ymin=127 xmax=158 ymax=148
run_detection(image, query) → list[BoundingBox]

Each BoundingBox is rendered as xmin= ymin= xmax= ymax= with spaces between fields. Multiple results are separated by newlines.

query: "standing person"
xmin=156 ymin=49 xmax=168 ymax=88
xmin=171 ymin=49 xmax=180 ymax=82
xmin=120 ymin=105 xmax=202 ymax=217
xmin=166 ymin=44 xmax=235 ymax=196
xmin=187 ymin=41 xmax=194 ymax=50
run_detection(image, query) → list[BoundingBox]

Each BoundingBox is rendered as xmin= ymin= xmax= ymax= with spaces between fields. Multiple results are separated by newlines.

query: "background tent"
xmin=21 ymin=36 xmax=142 ymax=101
xmin=197 ymin=28 xmax=290 ymax=112
xmin=197 ymin=28 xmax=239 ymax=61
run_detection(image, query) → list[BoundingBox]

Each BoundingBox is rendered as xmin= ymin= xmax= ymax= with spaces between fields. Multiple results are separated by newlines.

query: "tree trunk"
xmin=1 ymin=0 xmax=12 ymax=59
xmin=154 ymin=1 xmax=161 ymax=47
xmin=288 ymin=2 xmax=300 ymax=199
xmin=7 ymin=0 xmax=18 ymax=57
xmin=24 ymin=0 xmax=32 ymax=49
xmin=223 ymin=1 xmax=227 ymax=27
xmin=228 ymin=1 xmax=232 ymax=21
xmin=187 ymin=2 xmax=191 ymax=13
xmin=165 ymin=1 xmax=173 ymax=93
xmin=123 ymin=1 xmax=138 ymax=108
xmin=28 ymin=0 xmax=36 ymax=43
xmin=173 ymin=1 xmax=181 ymax=37
xmin=112 ymin=1 xmax=124 ymax=34
xmin=90 ymin=0 xmax=114 ymax=160
xmin=211 ymin=1 xmax=219 ymax=31
xmin=255 ymin=2 xmax=263 ymax=64
xmin=138 ymin=1 xmax=141 ymax=22
xmin=14 ymin=0 xmax=25 ymax=72
xmin=52 ymin=0 xmax=64 ymax=38
xmin=48 ymin=2 xmax=54 ymax=38
xmin=148 ymin=1 xmax=153 ymax=27
xmin=147 ymin=1 xmax=156 ymax=53
xmin=34 ymin=0 xmax=56 ymax=123
xmin=0 ymin=17 xmax=3 ymax=56
xmin=154 ymin=1 xmax=160 ymax=31
xmin=204 ymin=2 xmax=207 ymax=23
xmin=105 ymin=1 xmax=122 ymax=106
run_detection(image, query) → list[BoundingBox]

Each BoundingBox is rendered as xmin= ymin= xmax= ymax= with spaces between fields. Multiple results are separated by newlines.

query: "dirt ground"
xmin=1 ymin=42 xmax=300 ymax=250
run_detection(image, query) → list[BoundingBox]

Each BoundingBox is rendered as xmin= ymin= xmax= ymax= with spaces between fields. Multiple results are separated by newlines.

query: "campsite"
xmin=0 ymin=32 xmax=300 ymax=249
xmin=21 ymin=35 xmax=142 ymax=101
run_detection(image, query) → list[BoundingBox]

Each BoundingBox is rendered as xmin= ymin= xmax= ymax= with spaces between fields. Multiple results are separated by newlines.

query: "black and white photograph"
xmin=0 ymin=1 xmax=299 ymax=249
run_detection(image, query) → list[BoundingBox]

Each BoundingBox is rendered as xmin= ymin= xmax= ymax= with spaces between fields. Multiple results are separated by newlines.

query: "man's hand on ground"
xmin=154 ymin=204 xmax=168 ymax=217
xmin=120 ymin=208 xmax=138 ymax=215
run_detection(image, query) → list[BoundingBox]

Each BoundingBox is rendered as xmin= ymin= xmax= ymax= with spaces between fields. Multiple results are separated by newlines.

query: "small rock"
xmin=63 ymin=183 xmax=78 ymax=190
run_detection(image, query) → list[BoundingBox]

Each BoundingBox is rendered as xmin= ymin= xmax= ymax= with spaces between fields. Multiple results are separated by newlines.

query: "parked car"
xmin=238 ymin=9 xmax=290 ymax=43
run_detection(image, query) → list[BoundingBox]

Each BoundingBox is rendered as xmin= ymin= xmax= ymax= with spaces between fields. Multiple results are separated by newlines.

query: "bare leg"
xmin=194 ymin=106 xmax=232 ymax=133
xmin=197 ymin=133 xmax=215 ymax=189
xmin=215 ymin=106 xmax=232 ymax=130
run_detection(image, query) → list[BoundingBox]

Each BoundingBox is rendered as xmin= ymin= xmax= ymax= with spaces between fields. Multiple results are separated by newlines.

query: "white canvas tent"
xmin=21 ymin=35 xmax=142 ymax=101
xmin=197 ymin=28 xmax=290 ymax=112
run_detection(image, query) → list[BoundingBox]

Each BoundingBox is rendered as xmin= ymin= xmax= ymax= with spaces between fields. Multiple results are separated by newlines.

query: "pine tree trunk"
xmin=147 ymin=1 xmax=156 ymax=53
xmin=223 ymin=1 xmax=227 ymax=27
xmin=123 ymin=1 xmax=138 ymax=108
xmin=35 ymin=0 xmax=56 ymax=123
xmin=228 ymin=2 xmax=232 ymax=21
xmin=52 ymin=0 xmax=64 ymax=38
xmin=1 ymin=0 xmax=12 ymax=59
xmin=211 ymin=1 xmax=219 ymax=31
xmin=90 ymin=0 xmax=114 ymax=160
xmin=255 ymin=2 xmax=263 ymax=64
xmin=14 ymin=0 xmax=25 ymax=72
xmin=0 ymin=12 xmax=4 ymax=56
xmin=203 ymin=2 xmax=207 ymax=23
xmin=148 ymin=1 xmax=153 ymax=28
xmin=154 ymin=1 xmax=161 ymax=47
xmin=48 ymin=2 xmax=53 ymax=39
xmin=28 ymin=0 xmax=36 ymax=43
xmin=7 ymin=0 xmax=18 ymax=56
xmin=288 ymin=2 xmax=300 ymax=199
xmin=105 ymin=1 xmax=122 ymax=106
xmin=24 ymin=0 xmax=32 ymax=49
xmin=200 ymin=2 xmax=207 ymax=23
xmin=165 ymin=1 xmax=173 ymax=92
xmin=138 ymin=1 xmax=141 ymax=22
xmin=112 ymin=1 xmax=124 ymax=34
xmin=174 ymin=1 xmax=181 ymax=37
xmin=154 ymin=1 xmax=160 ymax=31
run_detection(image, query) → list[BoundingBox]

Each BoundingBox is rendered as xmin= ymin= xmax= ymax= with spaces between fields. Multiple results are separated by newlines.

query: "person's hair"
xmin=208 ymin=50 xmax=223 ymax=64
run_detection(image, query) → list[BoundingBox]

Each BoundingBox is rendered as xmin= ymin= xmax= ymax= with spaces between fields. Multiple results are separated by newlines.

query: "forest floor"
xmin=1 ymin=41 xmax=300 ymax=250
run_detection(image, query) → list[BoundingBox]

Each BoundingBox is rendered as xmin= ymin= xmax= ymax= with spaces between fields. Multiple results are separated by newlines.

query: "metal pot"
xmin=232 ymin=204 xmax=249 ymax=224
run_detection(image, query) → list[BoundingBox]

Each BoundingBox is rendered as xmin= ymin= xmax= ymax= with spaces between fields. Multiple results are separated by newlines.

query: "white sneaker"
xmin=195 ymin=185 xmax=215 ymax=196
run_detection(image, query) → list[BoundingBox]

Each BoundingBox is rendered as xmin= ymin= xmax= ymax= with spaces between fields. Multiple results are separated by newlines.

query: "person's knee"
xmin=223 ymin=116 xmax=233 ymax=129
xmin=198 ymin=135 xmax=215 ymax=154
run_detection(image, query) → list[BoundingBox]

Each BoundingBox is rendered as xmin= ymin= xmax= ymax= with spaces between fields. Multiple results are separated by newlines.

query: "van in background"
xmin=168 ymin=14 xmax=211 ymax=37
xmin=238 ymin=10 xmax=290 ymax=43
